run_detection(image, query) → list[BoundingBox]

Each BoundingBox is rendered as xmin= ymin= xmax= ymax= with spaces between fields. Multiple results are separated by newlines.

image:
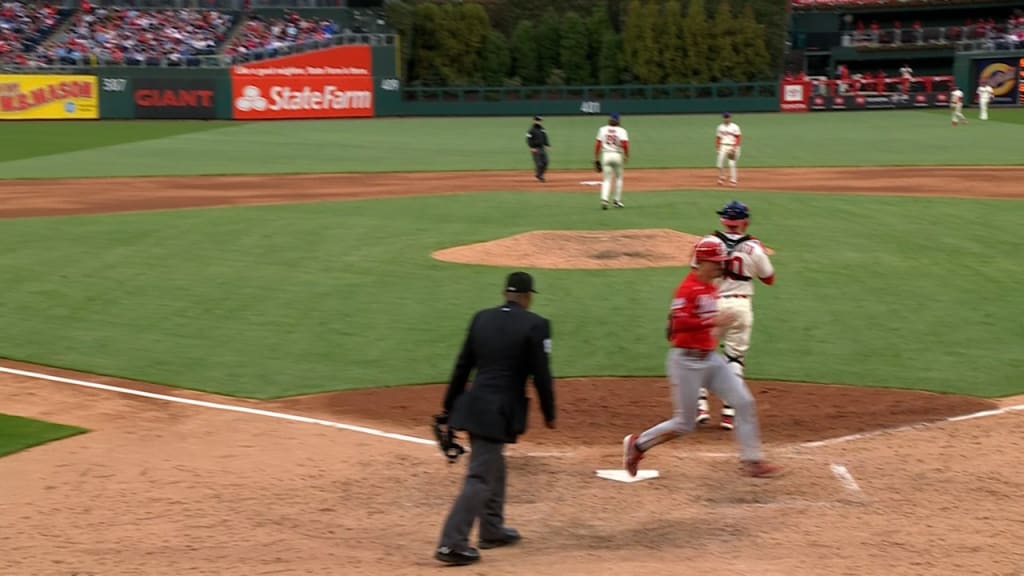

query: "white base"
xmin=579 ymin=180 xmax=603 ymax=186
xmin=595 ymin=469 xmax=660 ymax=483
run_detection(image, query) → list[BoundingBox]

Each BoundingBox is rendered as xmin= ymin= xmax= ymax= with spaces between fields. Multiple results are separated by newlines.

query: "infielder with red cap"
xmin=622 ymin=236 xmax=780 ymax=479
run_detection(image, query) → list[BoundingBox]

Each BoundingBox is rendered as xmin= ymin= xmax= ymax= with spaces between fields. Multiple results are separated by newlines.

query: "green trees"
xmin=659 ymin=1 xmax=686 ymax=84
xmin=710 ymin=0 xmax=740 ymax=82
xmin=681 ymin=0 xmax=711 ymax=83
xmin=560 ymin=12 xmax=591 ymax=85
xmin=397 ymin=0 xmax=777 ymax=87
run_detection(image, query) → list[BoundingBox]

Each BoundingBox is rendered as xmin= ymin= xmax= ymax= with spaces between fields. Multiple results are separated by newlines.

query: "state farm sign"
xmin=230 ymin=45 xmax=375 ymax=119
xmin=232 ymin=77 xmax=374 ymax=119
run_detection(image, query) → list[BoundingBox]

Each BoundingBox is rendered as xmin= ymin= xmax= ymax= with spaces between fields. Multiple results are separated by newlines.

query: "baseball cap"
xmin=722 ymin=111 xmax=731 ymax=118
xmin=533 ymin=115 xmax=543 ymax=121
xmin=610 ymin=112 xmax=620 ymax=121
xmin=505 ymin=271 xmax=538 ymax=293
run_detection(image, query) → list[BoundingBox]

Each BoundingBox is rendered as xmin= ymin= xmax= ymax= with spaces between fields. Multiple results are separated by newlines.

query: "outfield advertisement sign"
xmin=133 ymin=78 xmax=217 ymax=119
xmin=808 ymin=92 xmax=950 ymax=111
xmin=230 ymin=45 xmax=374 ymax=119
xmin=0 ymin=75 xmax=98 ymax=120
xmin=973 ymin=58 xmax=1019 ymax=106
xmin=779 ymin=80 xmax=811 ymax=112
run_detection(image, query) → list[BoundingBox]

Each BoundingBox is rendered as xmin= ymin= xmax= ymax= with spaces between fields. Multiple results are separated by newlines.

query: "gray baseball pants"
xmin=636 ymin=348 xmax=764 ymax=462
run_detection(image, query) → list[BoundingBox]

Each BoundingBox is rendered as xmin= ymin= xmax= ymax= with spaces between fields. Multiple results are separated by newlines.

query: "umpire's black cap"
xmin=505 ymin=271 xmax=538 ymax=293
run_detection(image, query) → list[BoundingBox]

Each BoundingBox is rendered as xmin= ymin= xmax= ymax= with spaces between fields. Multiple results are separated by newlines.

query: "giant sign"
xmin=133 ymin=78 xmax=217 ymax=119
xmin=0 ymin=75 xmax=98 ymax=120
xmin=230 ymin=45 xmax=374 ymax=119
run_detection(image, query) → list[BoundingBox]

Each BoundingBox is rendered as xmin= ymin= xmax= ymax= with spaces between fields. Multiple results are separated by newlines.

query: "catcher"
xmin=433 ymin=271 xmax=557 ymax=566
xmin=715 ymin=112 xmax=742 ymax=187
xmin=594 ymin=112 xmax=629 ymax=209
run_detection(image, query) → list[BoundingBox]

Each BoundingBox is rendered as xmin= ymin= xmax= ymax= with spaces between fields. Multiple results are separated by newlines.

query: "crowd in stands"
xmin=847 ymin=12 xmax=1024 ymax=49
xmin=0 ymin=1 xmax=66 ymax=66
xmin=1 ymin=2 xmax=344 ymax=68
xmin=223 ymin=10 xmax=338 ymax=63
xmin=32 ymin=4 xmax=236 ymax=66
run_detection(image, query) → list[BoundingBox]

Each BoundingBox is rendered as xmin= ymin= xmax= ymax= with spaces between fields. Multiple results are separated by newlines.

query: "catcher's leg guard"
xmin=720 ymin=354 xmax=744 ymax=430
xmin=697 ymin=387 xmax=711 ymax=424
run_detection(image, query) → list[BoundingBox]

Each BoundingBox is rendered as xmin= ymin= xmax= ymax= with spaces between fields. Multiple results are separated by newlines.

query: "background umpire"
xmin=526 ymin=115 xmax=550 ymax=182
xmin=434 ymin=271 xmax=557 ymax=566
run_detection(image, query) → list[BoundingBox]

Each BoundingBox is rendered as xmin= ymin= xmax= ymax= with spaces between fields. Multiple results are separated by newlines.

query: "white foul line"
xmin=0 ymin=365 xmax=436 ymax=447
xmin=800 ymin=402 xmax=1024 ymax=448
xmin=829 ymin=463 xmax=862 ymax=494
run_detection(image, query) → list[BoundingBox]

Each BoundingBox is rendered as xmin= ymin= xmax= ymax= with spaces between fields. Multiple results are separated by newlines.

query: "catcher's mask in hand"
xmin=432 ymin=413 xmax=466 ymax=463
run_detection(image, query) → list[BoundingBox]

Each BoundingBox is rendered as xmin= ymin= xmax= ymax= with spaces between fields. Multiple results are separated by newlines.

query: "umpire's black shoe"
xmin=479 ymin=527 xmax=521 ymax=549
xmin=435 ymin=546 xmax=481 ymax=565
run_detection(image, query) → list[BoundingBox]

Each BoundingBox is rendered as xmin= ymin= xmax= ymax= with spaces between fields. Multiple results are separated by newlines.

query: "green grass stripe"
xmin=0 ymin=413 xmax=87 ymax=458
xmin=0 ymin=189 xmax=1021 ymax=398
xmin=0 ymin=109 xmax=1021 ymax=179
xmin=0 ymin=120 xmax=242 ymax=163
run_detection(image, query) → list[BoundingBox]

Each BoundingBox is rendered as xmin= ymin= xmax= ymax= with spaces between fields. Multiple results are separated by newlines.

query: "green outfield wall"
xmin=98 ymin=68 xmax=232 ymax=120
xmin=12 ymin=45 xmax=783 ymax=120
xmin=373 ymin=83 xmax=780 ymax=117
xmin=953 ymin=50 xmax=1024 ymax=107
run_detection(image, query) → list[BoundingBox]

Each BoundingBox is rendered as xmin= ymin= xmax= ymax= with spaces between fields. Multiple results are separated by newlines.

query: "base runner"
xmin=621 ymin=236 xmax=781 ymax=479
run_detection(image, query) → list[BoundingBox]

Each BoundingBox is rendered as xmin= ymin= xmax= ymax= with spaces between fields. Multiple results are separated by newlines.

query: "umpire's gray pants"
xmin=439 ymin=435 xmax=507 ymax=549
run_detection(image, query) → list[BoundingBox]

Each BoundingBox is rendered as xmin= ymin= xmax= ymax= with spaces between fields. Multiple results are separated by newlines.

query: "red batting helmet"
xmin=693 ymin=237 xmax=729 ymax=262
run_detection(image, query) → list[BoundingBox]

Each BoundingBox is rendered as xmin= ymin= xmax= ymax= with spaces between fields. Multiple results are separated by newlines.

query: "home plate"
xmin=595 ymin=469 xmax=660 ymax=483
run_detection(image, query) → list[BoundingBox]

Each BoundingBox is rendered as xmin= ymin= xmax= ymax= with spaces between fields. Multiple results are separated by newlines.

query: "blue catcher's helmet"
xmin=717 ymin=200 xmax=750 ymax=226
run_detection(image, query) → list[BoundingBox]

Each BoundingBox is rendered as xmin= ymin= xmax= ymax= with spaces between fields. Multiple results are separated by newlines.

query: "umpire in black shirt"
xmin=526 ymin=115 xmax=550 ymax=182
xmin=434 ymin=271 xmax=557 ymax=566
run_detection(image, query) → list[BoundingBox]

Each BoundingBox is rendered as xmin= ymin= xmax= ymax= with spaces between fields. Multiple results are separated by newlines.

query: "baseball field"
xmin=2 ymin=108 xmax=1024 ymax=575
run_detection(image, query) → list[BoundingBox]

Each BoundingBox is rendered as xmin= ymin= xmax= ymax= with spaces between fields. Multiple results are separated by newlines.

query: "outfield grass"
xmin=0 ymin=109 xmax=1021 ymax=179
xmin=0 ymin=120 xmax=241 ymax=163
xmin=0 ymin=190 xmax=1020 ymax=398
xmin=0 ymin=413 xmax=86 ymax=457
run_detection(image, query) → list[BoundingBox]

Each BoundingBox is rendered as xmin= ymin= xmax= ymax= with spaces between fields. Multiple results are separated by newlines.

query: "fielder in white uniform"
xmin=976 ymin=84 xmax=994 ymax=120
xmin=715 ymin=112 xmax=742 ymax=187
xmin=691 ymin=201 xmax=775 ymax=429
xmin=951 ymin=87 xmax=968 ymax=126
xmin=595 ymin=112 xmax=629 ymax=210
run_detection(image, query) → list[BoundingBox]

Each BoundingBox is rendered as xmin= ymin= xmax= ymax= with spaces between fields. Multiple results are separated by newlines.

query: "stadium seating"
xmin=224 ymin=10 xmax=338 ymax=64
xmin=0 ymin=1 xmax=71 ymax=66
xmin=33 ymin=6 xmax=236 ymax=67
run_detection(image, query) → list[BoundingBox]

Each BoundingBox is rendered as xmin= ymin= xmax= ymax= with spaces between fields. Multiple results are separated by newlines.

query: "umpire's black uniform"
xmin=526 ymin=115 xmax=550 ymax=182
xmin=435 ymin=271 xmax=556 ymax=566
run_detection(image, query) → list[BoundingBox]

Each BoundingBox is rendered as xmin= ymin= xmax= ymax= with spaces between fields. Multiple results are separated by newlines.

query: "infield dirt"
xmin=2 ymin=166 xmax=1023 ymax=576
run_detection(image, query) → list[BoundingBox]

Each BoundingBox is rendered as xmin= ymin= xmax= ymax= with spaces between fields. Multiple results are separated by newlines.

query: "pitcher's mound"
xmin=432 ymin=229 xmax=721 ymax=269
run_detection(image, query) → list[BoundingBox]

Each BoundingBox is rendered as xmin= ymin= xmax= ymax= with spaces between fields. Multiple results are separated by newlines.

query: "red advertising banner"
xmin=779 ymin=80 xmax=811 ymax=112
xmin=230 ymin=45 xmax=374 ymax=119
xmin=232 ymin=76 xmax=374 ymax=119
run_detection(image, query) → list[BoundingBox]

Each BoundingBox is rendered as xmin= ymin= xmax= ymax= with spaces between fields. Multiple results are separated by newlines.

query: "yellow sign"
xmin=977 ymin=62 xmax=1016 ymax=98
xmin=0 ymin=75 xmax=99 ymax=120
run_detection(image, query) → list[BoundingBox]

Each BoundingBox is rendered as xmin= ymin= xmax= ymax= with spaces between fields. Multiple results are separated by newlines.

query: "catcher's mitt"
xmin=432 ymin=412 xmax=466 ymax=463
xmin=594 ymin=160 xmax=602 ymax=173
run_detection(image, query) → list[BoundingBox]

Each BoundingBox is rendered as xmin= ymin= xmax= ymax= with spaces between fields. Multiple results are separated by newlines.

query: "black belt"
xmin=722 ymin=295 xmax=750 ymax=298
